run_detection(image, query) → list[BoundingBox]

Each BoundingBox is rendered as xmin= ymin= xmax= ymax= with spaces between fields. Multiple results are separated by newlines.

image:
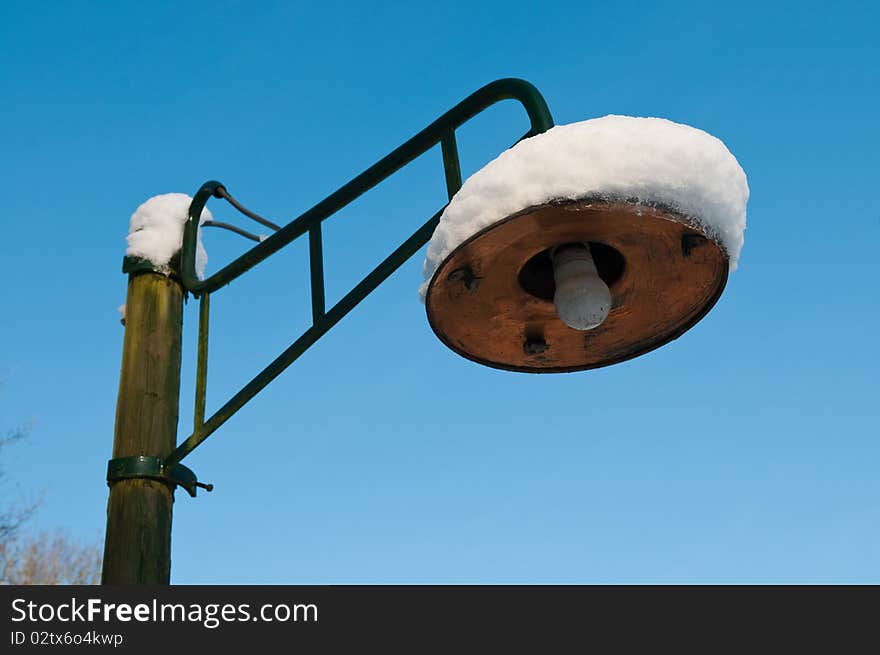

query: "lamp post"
xmin=101 ymin=78 xmax=744 ymax=584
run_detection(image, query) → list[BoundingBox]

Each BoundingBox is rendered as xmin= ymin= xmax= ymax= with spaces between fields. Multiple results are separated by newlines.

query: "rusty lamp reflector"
xmin=421 ymin=115 xmax=748 ymax=374
xmin=425 ymin=198 xmax=729 ymax=373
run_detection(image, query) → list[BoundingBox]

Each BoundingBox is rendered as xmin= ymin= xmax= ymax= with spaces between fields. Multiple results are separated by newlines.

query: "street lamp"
xmin=102 ymin=79 xmax=747 ymax=584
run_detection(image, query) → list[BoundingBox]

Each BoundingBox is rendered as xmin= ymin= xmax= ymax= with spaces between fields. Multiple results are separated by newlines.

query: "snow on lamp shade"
xmin=422 ymin=115 xmax=748 ymax=373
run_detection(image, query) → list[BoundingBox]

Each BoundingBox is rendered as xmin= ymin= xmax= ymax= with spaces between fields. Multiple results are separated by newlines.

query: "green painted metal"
xmin=180 ymin=78 xmax=552 ymax=296
xmin=122 ymin=255 xmax=171 ymax=276
xmin=440 ymin=130 xmax=463 ymax=201
xmin=308 ymin=224 xmax=325 ymax=323
xmin=202 ymin=220 xmax=263 ymax=242
xmin=194 ymin=293 xmax=210 ymax=431
xmin=106 ymin=455 xmax=212 ymax=498
xmin=166 ymin=78 xmax=554 ymax=470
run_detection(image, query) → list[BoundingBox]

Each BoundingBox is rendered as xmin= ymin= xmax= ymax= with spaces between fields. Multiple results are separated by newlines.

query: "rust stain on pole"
xmin=426 ymin=199 xmax=728 ymax=373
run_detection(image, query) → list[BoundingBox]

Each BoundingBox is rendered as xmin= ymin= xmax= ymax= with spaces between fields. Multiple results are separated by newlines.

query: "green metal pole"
xmin=101 ymin=268 xmax=183 ymax=584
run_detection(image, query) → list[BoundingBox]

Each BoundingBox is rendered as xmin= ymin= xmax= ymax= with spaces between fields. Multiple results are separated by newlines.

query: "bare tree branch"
xmin=0 ymin=412 xmax=102 ymax=585
xmin=0 ymin=421 xmax=40 ymax=543
xmin=0 ymin=531 xmax=102 ymax=585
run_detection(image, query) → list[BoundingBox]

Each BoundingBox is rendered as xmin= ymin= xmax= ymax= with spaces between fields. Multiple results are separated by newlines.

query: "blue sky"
xmin=1 ymin=0 xmax=877 ymax=583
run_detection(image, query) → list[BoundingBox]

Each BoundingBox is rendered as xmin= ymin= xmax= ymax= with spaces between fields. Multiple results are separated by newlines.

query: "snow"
xmin=421 ymin=115 xmax=749 ymax=297
xmin=126 ymin=193 xmax=210 ymax=278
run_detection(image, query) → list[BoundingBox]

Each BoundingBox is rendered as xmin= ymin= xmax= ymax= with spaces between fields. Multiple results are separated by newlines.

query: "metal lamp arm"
xmin=180 ymin=78 xmax=553 ymax=296
xmin=166 ymin=78 xmax=554 ymax=469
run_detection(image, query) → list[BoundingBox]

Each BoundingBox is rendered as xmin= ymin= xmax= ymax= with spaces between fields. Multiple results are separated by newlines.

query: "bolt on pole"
xmin=101 ymin=267 xmax=184 ymax=584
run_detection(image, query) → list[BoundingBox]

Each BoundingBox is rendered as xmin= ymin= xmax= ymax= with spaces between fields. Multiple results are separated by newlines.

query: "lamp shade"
xmin=421 ymin=116 xmax=748 ymax=373
xmin=425 ymin=198 xmax=727 ymax=372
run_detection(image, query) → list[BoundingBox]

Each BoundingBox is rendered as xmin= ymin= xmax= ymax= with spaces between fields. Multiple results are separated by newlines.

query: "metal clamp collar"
xmin=106 ymin=455 xmax=213 ymax=498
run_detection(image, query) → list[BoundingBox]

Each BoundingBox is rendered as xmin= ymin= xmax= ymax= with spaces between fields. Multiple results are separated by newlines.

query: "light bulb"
xmin=552 ymin=243 xmax=611 ymax=330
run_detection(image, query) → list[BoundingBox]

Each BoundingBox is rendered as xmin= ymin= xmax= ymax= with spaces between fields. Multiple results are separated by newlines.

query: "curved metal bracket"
xmin=180 ymin=78 xmax=553 ymax=296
